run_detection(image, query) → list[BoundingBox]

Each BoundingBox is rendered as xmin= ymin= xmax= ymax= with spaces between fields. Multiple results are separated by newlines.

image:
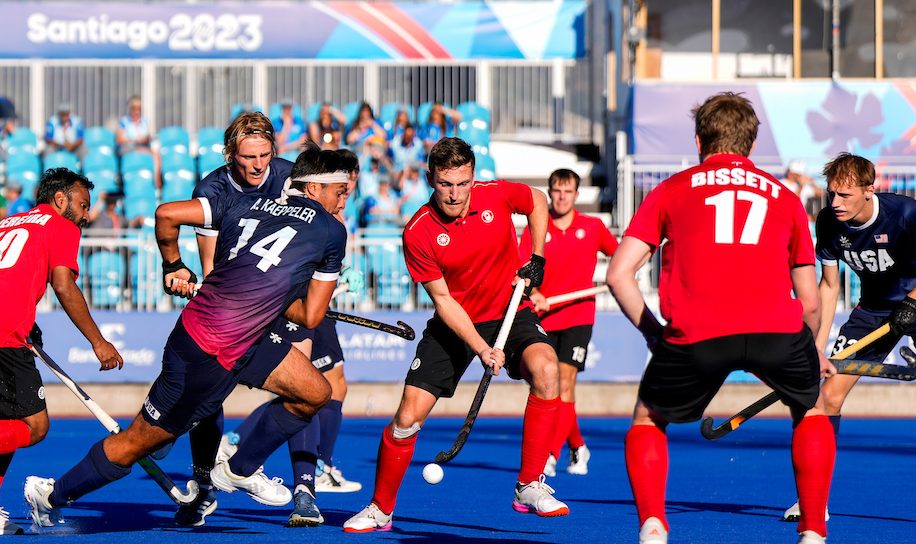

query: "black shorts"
xmin=831 ymin=306 xmax=916 ymax=362
xmin=639 ymin=329 xmax=820 ymax=424
xmin=311 ymin=317 xmax=344 ymax=374
xmin=405 ymin=308 xmax=551 ymax=399
xmin=547 ymin=325 xmax=593 ymax=371
xmin=0 ymin=347 xmax=46 ymax=419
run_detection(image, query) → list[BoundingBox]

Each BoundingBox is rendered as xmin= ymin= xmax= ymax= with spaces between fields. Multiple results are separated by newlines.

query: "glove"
xmin=890 ymin=296 xmax=916 ymax=335
xmin=162 ymin=258 xmax=199 ymax=295
xmin=517 ymin=254 xmax=546 ymax=295
xmin=340 ymin=266 xmax=365 ymax=296
xmin=27 ymin=323 xmax=43 ymax=349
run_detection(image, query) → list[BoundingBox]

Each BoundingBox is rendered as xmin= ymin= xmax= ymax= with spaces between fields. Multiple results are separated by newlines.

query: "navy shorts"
xmin=311 ymin=317 xmax=344 ymax=374
xmin=547 ymin=325 xmax=593 ymax=372
xmin=0 ymin=347 xmax=45 ymax=419
xmin=144 ymin=319 xmax=248 ymax=435
xmin=405 ymin=308 xmax=552 ymax=399
xmin=251 ymin=315 xmax=343 ymax=379
xmin=639 ymin=329 xmax=820 ymax=424
xmin=831 ymin=307 xmax=915 ymax=362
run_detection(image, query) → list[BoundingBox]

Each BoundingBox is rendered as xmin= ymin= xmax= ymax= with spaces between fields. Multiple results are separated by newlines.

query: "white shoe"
xmin=783 ymin=501 xmax=829 ymax=522
xmin=210 ymin=461 xmax=291 ymax=506
xmin=798 ymin=530 xmax=826 ymax=544
xmin=0 ymin=507 xmax=23 ymax=535
xmin=215 ymin=432 xmax=239 ymax=464
xmin=24 ymin=477 xmax=62 ymax=527
xmin=314 ymin=466 xmax=362 ymax=493
xmin=639 ymin=517 xmax=668 ymax=544
xmin=343 ymin=503 xmax=393 ymax=533
xmin=566 ymin=444 xmax=590 ymax=475
xmin=511 ymin=475 xmax=569 ymax=517
xmin=543 ymin=454 xmax=557 ymax=478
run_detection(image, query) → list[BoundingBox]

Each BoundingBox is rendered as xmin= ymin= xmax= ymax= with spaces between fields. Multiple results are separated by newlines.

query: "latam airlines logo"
xmin=481 ymin=210 xmax=494 ymax=223
xmin=437 ymin=233 xmax=450 ymax=246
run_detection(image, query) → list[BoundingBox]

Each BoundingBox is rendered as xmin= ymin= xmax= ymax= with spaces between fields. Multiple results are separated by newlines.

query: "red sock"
xmin=793 ymin=415 xmax=835 ymax=537
xmin=518 ymin=394 xmax=560 ymax=484
xmin=371 ymin=426 xmax=417 ymax=514
xmin=0 ymin=421 xmax=30 ymax=454
xmin=625 ymin=425 xmax=669 ymax=530
xmin=565 ymin=402 xmax=585 ymax=449
xmin=550 ymin=401 xmax=574 ymax=456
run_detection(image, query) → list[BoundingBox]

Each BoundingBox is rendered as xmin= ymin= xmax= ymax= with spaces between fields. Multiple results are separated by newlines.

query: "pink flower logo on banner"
xmin=806 ymin=85 xmax=882 ymax=154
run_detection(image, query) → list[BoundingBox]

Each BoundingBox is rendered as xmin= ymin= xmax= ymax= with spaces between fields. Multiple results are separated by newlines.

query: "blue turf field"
xmin=3 ymin=416 xmax=912 ymax=542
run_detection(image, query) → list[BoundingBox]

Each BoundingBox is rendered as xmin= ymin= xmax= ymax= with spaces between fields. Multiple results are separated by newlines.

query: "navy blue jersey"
xmin=816 ymin=193 xmax=916 ymax=310
xmin=181 ymin=191 xmax=346 ymax=369
xmin=192 ymin=157 xmax=293 ymax=236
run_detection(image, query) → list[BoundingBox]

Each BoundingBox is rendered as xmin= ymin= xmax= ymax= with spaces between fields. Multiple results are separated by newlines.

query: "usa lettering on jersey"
xmin=844 ymin=249 xmax=895 ymax=273
xmin=690 ymin=167 xmax=783 ymax=199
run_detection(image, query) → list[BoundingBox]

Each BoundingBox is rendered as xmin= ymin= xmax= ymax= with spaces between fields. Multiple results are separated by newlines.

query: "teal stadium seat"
xmin=380 ymin=102 xmax=415 ymax=133
xmin=457 ymin=101 xmax=491 ymax=126
xmin=130 ymin=243 xmax=165 ymax=309
xmin=306 ymin=102 xmax=322 ymax=124
xmin=417 ymin=101 xmax=450 ymax=126
xmin=268 ymin=101 xmax=303 ymax=121
xmin=6 ymin=153 xmax=42 ymax=196
xmin=43 ymin=150 xmax=80 ymax=172
xmin=123 ymin=191 xmax=157 ymax=222
xmin=88 ymin=250 xmax=125 ymax=307
xmin=84 ymin=169 xmax=119 ymax=207
xmin=198 ymin=153 xmax=225 ymax=178
xmin=4 ymin=128 xmax=38 ymax=155
xmin=475 ymin=153 xmax=496 ymax=181
xmin=229 ymin=102 xmax=261 ymax=121
xmin=161 ymin=153 xmax=194 ymax=175
xmin=83 ymin=126 xmax=116 ymax=156
xmin=161 ymin=168 xmax=196 ymax=203
xmin=458 ymin=124 xmax=491 ymax=148
xmin=157 ymin=126 xmax=190 ymax=157
xmin=121 ymin=151 xmax=155 ymax=175
xmin=196 ymin=126 xmax=225 ymax=157
xmin=82 ymin=151 xmax=118 ymax=174
xmin=342 ymin=101 xmax=362 ymax=129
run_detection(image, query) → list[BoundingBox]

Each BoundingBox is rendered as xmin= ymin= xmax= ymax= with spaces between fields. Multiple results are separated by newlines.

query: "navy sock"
xmin=828 ymin=415 xmax=841 ymax=436
xmin=288 ymin=418 xmax=320 ymax=495
xmin=228 ymin=399 xmax=312 ymax=477
xmin=232 ymin=401 xmax=270 ymax=441
xmin=317 ymin=400 xmax=343 ymax=466
xmin=50 ymin=439 xmax=131 ymax=506
xmin=189 ymin=409 xmax=224 ymax=483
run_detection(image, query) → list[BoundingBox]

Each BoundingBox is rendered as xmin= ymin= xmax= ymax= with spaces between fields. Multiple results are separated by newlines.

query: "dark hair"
xmin=289 ymin=141 xmax=347 ymax=189
xmin=336 ymin=148 xmax=360 ymax=174
xmin=691 ymin=92 xmax=759 ymax=157
xmin=822 ymin=152 xmax=875 ymax=188
xmin=36 ymin=168 xmax=94 ymax=205
xmin=427 ymin=137 xmax=475 ymax=176
xmin=548 ymin=168 xmax=580 ymax=191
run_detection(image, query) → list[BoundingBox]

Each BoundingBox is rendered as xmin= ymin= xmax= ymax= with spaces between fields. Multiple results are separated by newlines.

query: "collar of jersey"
xmin=228 ymin=164 xmax=272 ymax=193
xmin=847 ymin=193 xmax=880 ymax=231
xmin=701 ymin=153 xmax=753 ymax=168
xmin=428 ymin=196 xmax=478 ymax=228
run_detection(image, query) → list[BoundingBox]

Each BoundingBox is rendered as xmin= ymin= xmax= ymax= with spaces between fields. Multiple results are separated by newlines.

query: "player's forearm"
xmin=433 ymin=293 xmax=490 ymax=355
xmin=815 ymin=269 xmax=841 ymax=352
xmin=196 ymin=234 xmax=216 ymax=278
xmin=525 ymin=189 xmax=549 ymax=256
xmin=608 ymin=274 xmax=662 ymax=340
xmin=51 ymin=272 xmax=107 ymax=347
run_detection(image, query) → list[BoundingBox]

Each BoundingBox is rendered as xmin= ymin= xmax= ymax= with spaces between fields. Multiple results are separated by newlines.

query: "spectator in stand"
xmin=86 ymin=192 xmax=144 ymax=235
xmin=0 ymin=97 xmax=16 ymax=160
xmin=420 ymin=102 xmax=461 ymax=153
xmin=389 ymin=123 xmax=425 ymax=179
xmin=359 ymin=176 xmax=401 ymax=228
xmin=346 ymin=102 xmax=386 ymax=153
xmin=386 ymin=109 xmax=410 ymax=141
xmin=397 ymin=163 xmax=429 ymax=222
xmin=358 ymin=157 xmax=384 ymax=201
xmin=116 ymin=96 xmax=154 ymax=156
xmin=4 ymin=182 xmax=34 ymax=217
xmin=781 ymin=160 xmax=825 ymax=222
xmin=44 ymin=103 xmax=84 ymax=156
xmin=308 ymin=102 xmax=347 ymax=151
xmin=272 ymin=99 xmax=307 ymax=154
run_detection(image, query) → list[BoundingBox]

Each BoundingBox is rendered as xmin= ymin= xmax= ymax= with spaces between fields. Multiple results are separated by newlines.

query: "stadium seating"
xmin=82 ymin=151 xmax=118 ymax=174
xmin=475 ymin=153 xmax=497 ymax=181
xmin=43 ymin=150 xmax=80 ymax=172
xmin=160 ymin=153 xmax=194 ymax=175
xmin=457 ymin=101 xmax=491 ymax=126
xmin=84 ymin=169 xmax=119 ymax=205
xmin=87 ymin=250 xmax=125 ymax=307
xmin=305 ymin=102 xmax=322 ymax=124
xmin=362 ymin=226 xmax=410 ymax=306
xmin=121 ymin=152 xmax=155 ymax=175
xmin=157 ymin=126 xmax=191 ymax=156
xmin=230 ymin=102 xmax=261 ymax=120
xmin=196 ymin=126 xmax=225 ymax=157
xmin=129 ymin=243 xmax=165 ymax=309
xmin=198 ymin=152 xmax=225 ymax=178
xmin=6 ymin=153 xmax=42 ymax=196
xmin=380 ymin=102 xmax=415 ymax=133
xmin=161 ymin=168 xmax=196 ymax=203
xmin=4 ymin=128 xmax=38 ymax=155
xmin=342 ymin=101 xmax=362 ymax=129
xmin=123 ymin=191 xmax=157 ymax=222
xmin=268 ymin=101 xmax=303 ymax=121
xmin=458 ymin=124 xmax=491 ymax=148
xmin=280 ymin=150 xmax=300 ymax=163
xmin=83 ymin=126 xmax=116 ymax=156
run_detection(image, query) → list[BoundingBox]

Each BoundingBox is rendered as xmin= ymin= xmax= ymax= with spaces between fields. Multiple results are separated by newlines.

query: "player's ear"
xmin=426 ymin=170 xmax=435 ymax=188
xmin=54 ymin=190 xmax=68 ymax=209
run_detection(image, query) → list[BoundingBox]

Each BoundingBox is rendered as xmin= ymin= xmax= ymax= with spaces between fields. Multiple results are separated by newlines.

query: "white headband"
xmin=290 ymin=171 xmax=349 ymax=184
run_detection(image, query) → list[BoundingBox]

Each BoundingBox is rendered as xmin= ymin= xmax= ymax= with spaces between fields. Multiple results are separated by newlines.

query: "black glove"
xmin=162 ymin=258 xmax=199 ymax=294
xmin=27 ymin=323 xmax=43 ymax=349
xmin=890 ymin=296 xmax=916 ymax=335
xmin=517 ymin=254 xmax=546 ymax=295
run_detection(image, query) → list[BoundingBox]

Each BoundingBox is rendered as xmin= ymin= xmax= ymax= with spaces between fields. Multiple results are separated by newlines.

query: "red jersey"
xmin=519 ymin=210 xmax=618 ymax=331
xmin=625 ymin=154 xmax=814 ymax=344
xmin=404 ymin=180 xmax=534 ymax=323
xmin=0 ymin=204 xmax=81 ymax=348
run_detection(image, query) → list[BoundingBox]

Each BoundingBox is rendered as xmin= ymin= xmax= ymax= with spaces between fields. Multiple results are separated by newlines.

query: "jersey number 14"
xmin=228 ymin=218 xmax=297 ymax=272
xmin=704 ymin=190 xmax=767 ymax=245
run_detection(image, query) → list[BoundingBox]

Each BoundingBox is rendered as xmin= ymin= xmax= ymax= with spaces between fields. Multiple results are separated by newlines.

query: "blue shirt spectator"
xmin=389 ymin=124 xmax=425 ymax=174
xmin=272 ymin=100 xmax=307 ymax=154
xmin=44 ymin=103 xmax=84 ymax=154
xmin=4 ymin=183 xmax=34 ymax=217
xmin=116 ymin=96 xmax=153 ymax=155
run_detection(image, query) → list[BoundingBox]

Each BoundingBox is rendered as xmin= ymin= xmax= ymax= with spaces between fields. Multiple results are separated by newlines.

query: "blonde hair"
xmin=223 ymin=112 xmax=276 ymax=163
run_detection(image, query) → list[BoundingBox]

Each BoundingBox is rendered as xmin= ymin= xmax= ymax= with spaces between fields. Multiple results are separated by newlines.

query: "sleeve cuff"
xmin=313 ymin=271 xmax=340 ymax=282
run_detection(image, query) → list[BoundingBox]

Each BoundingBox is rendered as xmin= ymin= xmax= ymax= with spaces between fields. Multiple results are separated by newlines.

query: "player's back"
xmin=183 ymin=192 xmax=345 ymax=368
xmin=632 ymin=154 xmax=813 ymax=344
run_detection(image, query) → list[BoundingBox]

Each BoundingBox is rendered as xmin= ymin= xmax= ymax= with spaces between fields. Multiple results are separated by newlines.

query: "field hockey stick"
xmin=29 ymin=344 xmax=199 ymax=505
xmin=325 ymin=310 xmax=415 ymax=340
xmin=834 ymin=359 xmax=916 ymax=380
xmin=545 ymin=285 xmax=609 ymax=306
xmin=700 ymin=323 xmax=892 ymax=440
xmin=434 ymin=280 xmax=527 ymax=464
